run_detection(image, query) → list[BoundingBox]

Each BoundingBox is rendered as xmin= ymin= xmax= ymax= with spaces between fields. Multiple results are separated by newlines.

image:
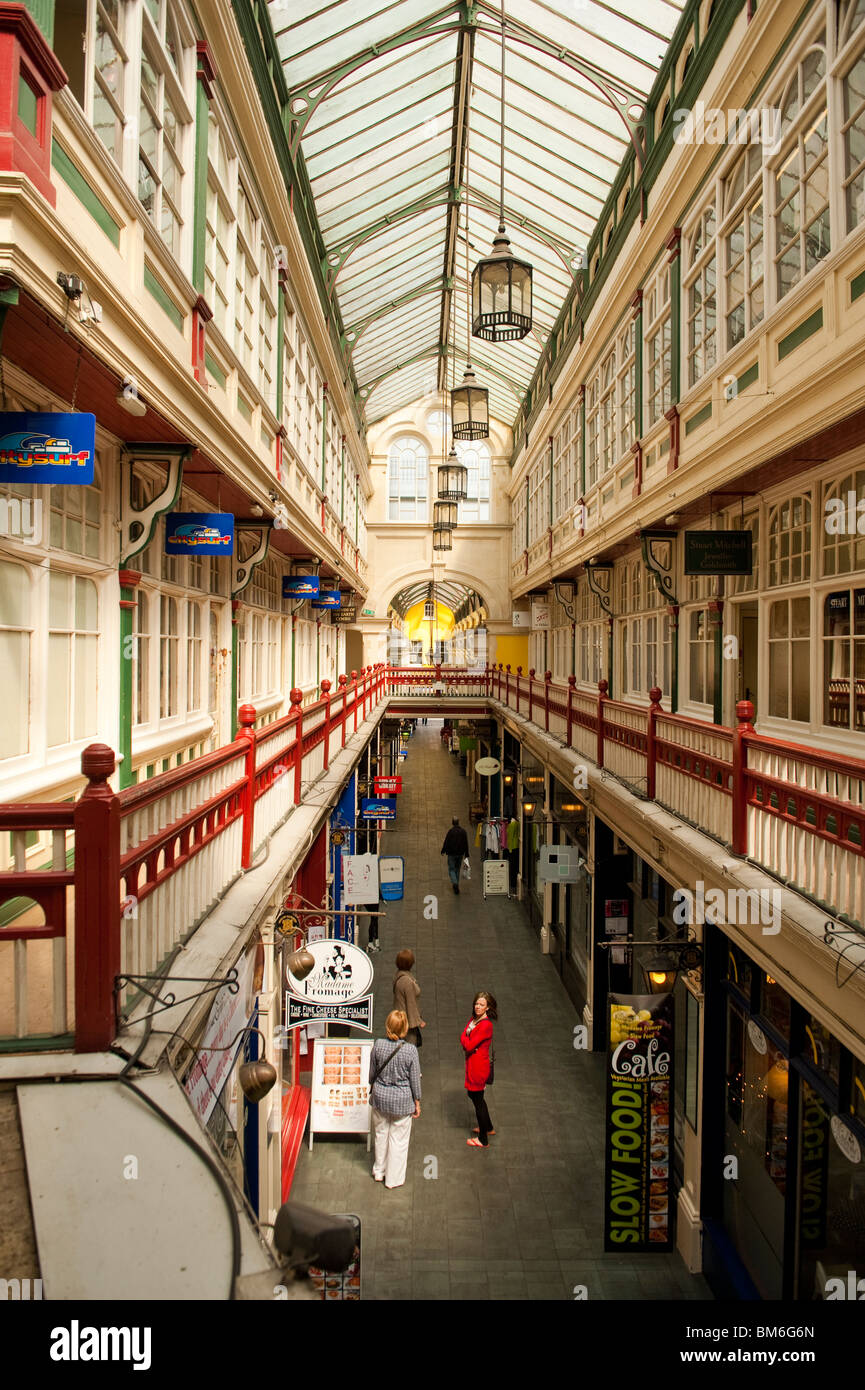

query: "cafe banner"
xmin=604 ymin=992 xmax=674 ymax=1252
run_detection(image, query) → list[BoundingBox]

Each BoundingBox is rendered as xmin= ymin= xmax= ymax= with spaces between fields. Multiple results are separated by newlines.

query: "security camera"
xmin=273 ymin=1202 xmax=356 ymax=1272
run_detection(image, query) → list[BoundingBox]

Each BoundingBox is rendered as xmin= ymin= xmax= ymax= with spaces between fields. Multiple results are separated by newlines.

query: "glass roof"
xmin=267 ymin=0 xmax=687 ymax=428
xmin=389 ymin=578 xmax=484 ymax=617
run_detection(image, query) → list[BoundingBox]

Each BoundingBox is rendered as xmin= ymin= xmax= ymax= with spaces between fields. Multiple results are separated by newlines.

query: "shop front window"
xmin=797 ymin=1082 xmax=865 ymax=1298
xmin=823 ymin=587 xmax=865 ymax=729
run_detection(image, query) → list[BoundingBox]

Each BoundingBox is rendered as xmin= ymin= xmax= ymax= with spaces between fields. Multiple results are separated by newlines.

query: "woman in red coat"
xmin=461 ymin=991 xmax=497 ymax=1148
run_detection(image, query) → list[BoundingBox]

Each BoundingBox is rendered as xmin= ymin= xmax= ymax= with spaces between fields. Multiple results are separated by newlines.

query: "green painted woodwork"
xmin=51 ymin=141 xmax=121 ymax=247
xmin=23 ymin=0 xmax=54 ymax=44
xmin=205 ymin=352 xmax=226 ymax=387
xmin=192 ymin=78 xmax=210 ymax=295
xmin=685 ymin=401 xmax=712 ymax=435
xmin=633 ymin=302 xmax=643 ymax=441
xmin=143 ymin=265 xmax=185 ymax=331
xmin=237 ymin=393 xmax=253 ymax=421
xmin=777 ymin=307 xmax=824 ymax=361
xmin=852 ymin=268 xmax=865 ymax=303
xmin=0 ymin=1033 xmax=74 ymax=1054
xmin=340 ymin=437 xmax=345 ymax=523
xmin=118 ymin=578 xmax=135 ymax=791
xmin=17 ymin=75 xmax=38 ymax=137
xmin=669 ymin=251 xmax=682 ymax=406
xmin=731 ymin=361 xmax=759 ymax=396
xmin=579 ymin=386 xmax=586 ymax=497
xmin=276 ymin=293 xmax=285 ymax=420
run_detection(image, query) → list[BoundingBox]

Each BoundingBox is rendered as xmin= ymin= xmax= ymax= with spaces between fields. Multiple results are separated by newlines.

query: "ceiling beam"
xmin=437 ymin=19 xmax=475 ymax=395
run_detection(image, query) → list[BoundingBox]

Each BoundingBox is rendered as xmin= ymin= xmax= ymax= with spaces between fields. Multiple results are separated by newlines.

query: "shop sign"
xmin=747 ymin=1019 xmax=768 ymax=1055
xmin=475 ymin=757 xmax=501 ymax=776
xmin=373 ymin=776 xmax=402 ymax=794
xmin=183 ymin=949 xmax=255 ymax=1124
xmin=683 ymin=530 xmax=753 ymax=575
xmin=512 ymin=609 xmax=530 ymax=628
xmin=282 ymin=574 xmax=320 ymax=597
xmin=286 ymin=938 xmax=373 ymax=1003
xmin=379 ymin=855 xmax=404 ymax=901
xmin=308 ymin=1039 xmax=374 ymax=1144
xmin=531 ymin=599 xmax=550 ymax=630
xmin=311 ymin=591 xmax=342 ymax=608
xmin=0 ymin=411 xmax=95 ymax=484
xmin=604 ymin=992 xmax=674 ymax=1252
xmin=165 ymin=511 xmax=234 ymax=554
xmin=459 ymin=736 xmax=477 ymax=751
xmin=341 ymin=852 xmax=379 ymax=905
xmin=398 ymin=749 xmax=407 ymax=760
xmin=361 ymin=796 xmax=397 ymax=819
xmin=334 ymin=606 xmax=356 ymax=623
xmin=831 ymin=1115 xmax=862 ymax=1165
xmin=285 ymin=995 xmax=373 ymax=1031
xmin=800 ymin=1092 xmax=831 ymax=1248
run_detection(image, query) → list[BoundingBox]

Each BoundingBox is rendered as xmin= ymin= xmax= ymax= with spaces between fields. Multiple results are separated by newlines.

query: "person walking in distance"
xmin=441 ymin=815 xmax=469 ymax=895
xmin=461 ymin=991 xmax=497 ymax=1148
xmin=369 ymin=1010 xmax=421 ymax=1189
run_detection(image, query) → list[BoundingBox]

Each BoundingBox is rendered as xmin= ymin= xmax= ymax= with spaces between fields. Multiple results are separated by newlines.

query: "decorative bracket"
xmin=115 ymin=969 xmax=238 ymax=1024
xmin=641 ymin=530 xmax=679 ymax=608
xmin=120 ymin=445 xmax=189 ymax=565
xmin=585 ymin=562 xmax=614 ymax=616
xmin=552 ymin=581 xmax=577 ymax=622
xmin=232 ymin=526 xmax=270 ymax=596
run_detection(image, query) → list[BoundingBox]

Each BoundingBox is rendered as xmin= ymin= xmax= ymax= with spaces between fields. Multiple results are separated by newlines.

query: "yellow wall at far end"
xmin=492 ymin=635 xmax=529 ymax=669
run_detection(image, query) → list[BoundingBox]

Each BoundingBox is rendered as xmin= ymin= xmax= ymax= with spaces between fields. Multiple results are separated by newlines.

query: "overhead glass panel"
xmin=265 ymin=0 xmax=687 ymax=427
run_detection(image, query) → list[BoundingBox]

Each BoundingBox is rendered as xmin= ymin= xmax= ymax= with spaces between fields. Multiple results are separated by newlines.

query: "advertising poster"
xmin=184 ymin=949 xmax=256 ymax=1124
xmin=164 ymin=511 xmax=234 ymax=554
xmin=604 ymin=992 xmax=674 ymax=1252
xmin=341 ymin=852 xmax=379 ymax=905
xmin=0 ymin=411 xmax=96 ymax=484
xmin=309 ymin=1038 xmax=374 ymax=1139
xmin=360 ymin=796 xmax=397 ymax=819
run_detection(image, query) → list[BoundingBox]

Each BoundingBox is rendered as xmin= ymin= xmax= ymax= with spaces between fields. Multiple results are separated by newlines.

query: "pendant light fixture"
xmin=432 ymin=519 xmax=454 ymax=551
xmin=472 ymin=0 xmax=533 ymax=342
xmin=437 ymin=347 xmax=468 ymax=501
xmin=452 ymin=117 xmax=489 ymax=438
xmin=433 ymin=500 xmax=458 ymax=529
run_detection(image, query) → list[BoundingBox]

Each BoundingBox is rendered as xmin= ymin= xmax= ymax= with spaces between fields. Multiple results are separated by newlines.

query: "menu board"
xmin=309 ymin=1214 xmax=361 ymax=1301
xmin=309 ymin=1039 xmax=374 ymax=1147
xmin=604 ymin=992 xmax=674 ymax=1252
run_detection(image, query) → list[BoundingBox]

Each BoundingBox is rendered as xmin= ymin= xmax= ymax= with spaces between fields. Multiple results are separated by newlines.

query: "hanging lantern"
xmin=451 ymin=366 xmax=489 ymax=439
xmin=433 ymin=500 xmax=458 ymax=530
xmin=437 ymin=446 xmax=468 ymax=501
xmin=472 ymin=229 xmax=533 ymax=341
xmin=471 ymin=6 xmax=533 ymax=342
xmin=432 ymin=522 xmax=453 ymax=552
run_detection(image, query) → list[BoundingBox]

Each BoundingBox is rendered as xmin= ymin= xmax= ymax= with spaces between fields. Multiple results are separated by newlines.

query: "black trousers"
xmin=468 ymin=1088 xmax=492 ymax=1145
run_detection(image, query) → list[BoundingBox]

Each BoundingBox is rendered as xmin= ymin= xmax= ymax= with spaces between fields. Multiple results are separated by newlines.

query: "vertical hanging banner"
xmin=604 ymin=992 xmax=674 ymax=1252
xmin=341 ymin=853 xmax=379 ymax=905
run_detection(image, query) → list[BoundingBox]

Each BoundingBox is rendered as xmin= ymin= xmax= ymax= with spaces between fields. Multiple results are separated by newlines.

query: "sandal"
xmin=466 ymin=1137 xmax=488 ymax=1148
xmin=472 ymin=1127 xmax=495 ymax=1136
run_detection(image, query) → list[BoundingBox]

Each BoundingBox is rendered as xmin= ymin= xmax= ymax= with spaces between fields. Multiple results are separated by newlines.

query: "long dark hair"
xmin=472 ymin=990 xmax=498 ymax=1021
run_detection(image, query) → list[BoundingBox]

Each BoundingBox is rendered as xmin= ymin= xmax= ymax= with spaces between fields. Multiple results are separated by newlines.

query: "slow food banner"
xmin=604 ymin=992 xmax=674 ymax=1252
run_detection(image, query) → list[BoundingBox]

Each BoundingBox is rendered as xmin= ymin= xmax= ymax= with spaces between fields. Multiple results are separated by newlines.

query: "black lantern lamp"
xmin=451 ymin=366 xmax=489 ymax=439
xmin=471 ymin=1 xmax=533 ymax=342
xmin=432 ymin=521 xmax=453 ymax=552
xmin=433 ymin=500 xmax=458 ymax=530
xmin=437 ymin=445 xmax=468 ymax=501
xmin=641 ymin=940 xmax=703 ymax=994
xmin=521 ymin=794 xmax=536 ymax=817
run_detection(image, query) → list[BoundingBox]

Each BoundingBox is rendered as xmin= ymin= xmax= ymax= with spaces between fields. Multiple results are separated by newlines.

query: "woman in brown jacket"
xmin=393 ymin=949 xmax=425 ymax=1048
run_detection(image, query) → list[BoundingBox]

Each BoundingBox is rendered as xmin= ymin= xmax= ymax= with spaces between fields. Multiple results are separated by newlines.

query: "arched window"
xmin=773 ymin=42 xmax=829 ymax=300
xmin=387 ymin=436 xmax=430 ymax=521
xmin=823 ymin=468 xmax=865 ymax=577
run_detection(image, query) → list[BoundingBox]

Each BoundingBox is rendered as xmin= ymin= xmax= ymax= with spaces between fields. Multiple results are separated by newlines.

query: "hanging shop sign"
xmin=165 ymin=511 xmax=234 ymax=554
xmin=285 ymin=994 xmax=373 ymax=1031
xmin=334 ymin=606 xmax=356 ymax=623
xmin=0 ymin=412 xmax=95 ymax=484
xmin=342 ymin=852 xmax=379 ymax=905
xmin=830 ymin=1115 xmax=862 ymax=1165
xmin=379 ymin=856 xmax=405 ymax=902
xmin=604 ymin=992 xmax=674 ymax=1253
xmin=286 ymin=938 xmax=373 ymax=1004
xmin=800 ymin=1092 xmax=830 ymax=1250
xmin=360 ymin=796 xmax=397 ymax=820
xmin=398 ymin=749 xmax=408 ymax=760
xmin=475 ymin=757 xmax=501 ymax=776
xmin=459 ymin=736 xmax=477 ymax=751
xmin=183 ymin=948 xmax=256 ymax=1124
xmin=373 ymin=776 xmax=402 ymax=794
xmin=531 ymin=599 xmax=550 ymax=630
xmin=683 ymin=530 xmax=753 ymax=575
xmin=311 ymin=591 xmax=342 ymax=609
xmin=512 ymin=609 xmax=530 ymax=628
xmin=282 ymin=575 xmax=320 ymax=598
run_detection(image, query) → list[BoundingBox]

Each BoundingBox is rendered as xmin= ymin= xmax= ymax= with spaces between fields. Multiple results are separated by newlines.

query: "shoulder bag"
xmin=368 ymin=1038 xmax=406 ymax=1090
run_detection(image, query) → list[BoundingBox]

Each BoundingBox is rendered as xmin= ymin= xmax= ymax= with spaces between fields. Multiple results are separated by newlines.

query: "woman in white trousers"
xmin=369 ymin=1010 xmax=421 ymax=1189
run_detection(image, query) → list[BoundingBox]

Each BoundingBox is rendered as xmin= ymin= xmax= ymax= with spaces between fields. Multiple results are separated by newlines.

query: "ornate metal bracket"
xmin=232 ymin=526 xmax=271 ymax=596
xmin=585 ymin=562 xmax=614 ymax=616
xmin=552 ymin=581 xmax=577 ymax=622
xmin=641 ymin=529 xmax=679 ymax=607
xmin=114 ymin=969 xmax=239 ymax=1023
xmin=120 ymin=445 xmax=189 ymax=565
xmin=823 ymin=919 xmax=865 ymax=989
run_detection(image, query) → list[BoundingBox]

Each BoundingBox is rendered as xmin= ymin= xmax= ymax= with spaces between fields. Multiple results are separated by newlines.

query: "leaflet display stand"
xmin=483 ymin=859 xmax=510 ymax=899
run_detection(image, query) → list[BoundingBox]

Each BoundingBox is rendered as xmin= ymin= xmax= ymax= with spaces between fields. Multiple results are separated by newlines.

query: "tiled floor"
xmin=289 ymin=722 xmax=712 ymax=1302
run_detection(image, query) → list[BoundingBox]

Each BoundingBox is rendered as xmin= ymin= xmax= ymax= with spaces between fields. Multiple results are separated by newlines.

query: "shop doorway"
xmin=736 ymin=601 xmax=758 ymax=719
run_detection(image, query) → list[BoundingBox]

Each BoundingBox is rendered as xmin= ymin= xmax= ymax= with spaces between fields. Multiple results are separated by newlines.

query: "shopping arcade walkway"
xmin=290 ymin=723 xmax=712 ymax=1302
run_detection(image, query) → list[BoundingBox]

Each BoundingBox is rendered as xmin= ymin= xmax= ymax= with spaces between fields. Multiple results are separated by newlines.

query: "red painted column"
xmin=505 ymin=664 xmax=511 ymax=707
xmin=351 ymin=671 xmax=359 ymax=732
xmin=544 ymin=670 xmax=552 ymax=731
xmin=320 ymin=680 xmax=332 ymax=771
xmin=74 ymin=743 xmax=120 ymax=1052
xmin=528 ymin=669 xmax=535 ymax=723
xmin=338 ymin=674 xmax=348 ymax=747
xmin=192 ymin=294 xmax=212 ymax=384
xmin=567 ymin=675 xmax=576 ymax=748
xmin=235 ymin=703 xmax=257 ymax=869
xmin=597 ymin=679 xmax=608 ymax=769
xmin=0 ymin=5 xmax=67 ymax=208
xmin=732 ymin=699 xmax=755 ymax=856
xmin=290 ymin=687 xmax=304 ymax=805
xmin=646 ymin=687 xmax=662 ymax=801
xmin=516 ymin=667 xmax=522 ymax=716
